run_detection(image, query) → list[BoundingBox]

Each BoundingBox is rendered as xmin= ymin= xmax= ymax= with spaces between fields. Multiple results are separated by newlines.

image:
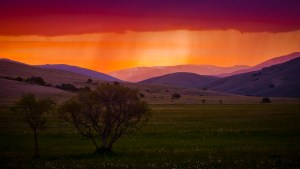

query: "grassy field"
xmin=0 ymin=104 xmax=299 ymax=169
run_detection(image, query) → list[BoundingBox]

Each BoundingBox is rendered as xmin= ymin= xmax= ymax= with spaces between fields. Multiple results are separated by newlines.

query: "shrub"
xmin=26 ymin=76 xmax=46 ymax=86
xmin=139 ymin=93 xmax=145 ymax=98
xmin=86 ymin=78 xmax=93 ymax=83
xmin=113 ymin=81 xmax=120 ymax=85
xmin=56 ymin=83 xmax=78 ymax=92
xmin=15 ymin=77 xmax=23 ymax=81
xmin=172 ymin=93 xmax=181 ymax=99
xmin=269 ymin=84 xmax=275 ymax=88
xmin=261 ymin=97 xmax=271 ymax=103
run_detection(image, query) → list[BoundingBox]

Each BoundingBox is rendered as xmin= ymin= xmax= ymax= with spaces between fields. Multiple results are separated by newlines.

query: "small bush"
xmin=25 ymin=76 xmax=46 ymax=86
xmin=86 ymin=78 xmax=93 ymax=83
xmin=113 ymin=81 xmax=120 ymax=85
xmin=3 ymin=76 xmax=13 ymax=80
xmin=261 ymin=97 xmax=271 ymax=103
xmin=56 ymin=83 xmax=78 ymax=92
xmin=269 ymin=84 xmax=275 ymax=88
xmin=15 ymin=77 xmax=23 ymax=81
xmin=172 ymin=93 xmax=181 ymax=99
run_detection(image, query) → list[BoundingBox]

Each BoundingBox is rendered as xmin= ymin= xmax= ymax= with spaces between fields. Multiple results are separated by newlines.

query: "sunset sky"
xmin=0 ymin=0 xmax=300 ymax=73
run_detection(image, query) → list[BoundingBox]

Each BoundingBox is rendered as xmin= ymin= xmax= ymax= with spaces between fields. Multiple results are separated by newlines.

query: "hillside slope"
xmin=0 ymin=78 xmax=73 ymax=105
xmin=204 ymin=57 xmax=300 ymax=97
xmin=0 ymin=59 xmax=93 ymax=85
xmin=110 ymin=65 xmax=248 ymax=82
xmin=140 ymin=72 xmax=220 ymax=88
xmin=218 ymin=52 xmax=300 ymax=77
xmin=38 ymin=64 xmax=120 ymax=81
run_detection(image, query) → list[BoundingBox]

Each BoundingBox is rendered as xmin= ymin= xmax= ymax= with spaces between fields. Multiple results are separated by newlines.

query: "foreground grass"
xmin=0 ymin=104 xmax=299 ymax=169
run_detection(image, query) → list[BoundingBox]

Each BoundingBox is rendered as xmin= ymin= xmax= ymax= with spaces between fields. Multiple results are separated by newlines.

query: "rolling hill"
xmin=203 ymin=57 xmax=300 ymax=97
xmin=0 ymin=59 xmax=259 ymax=105
xmin=110 ymin=52 xmax=300 ymax=82
xmin=110 ymin=65 xmax=248 ymax=82
xmin=218 ymin=52 xmax=300 ymax=77
xmin=0 ymin=78 xmax=73 ymax=105
xmin=38 ymin=64 xmax=120 ymax=82
xmin=0 ymin=59 xmax=110 ymax=105
xmin=140 ymin=72 xmax=220 ymax=88
xmin=0 ymin=58 xmax=93 ymax=85
xmin=1 ymin=58 xmax=299 ymax=105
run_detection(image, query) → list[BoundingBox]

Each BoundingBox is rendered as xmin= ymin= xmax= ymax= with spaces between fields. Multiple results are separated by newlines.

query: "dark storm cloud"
xmin=0 ymin=0 xmax=299 ymax=35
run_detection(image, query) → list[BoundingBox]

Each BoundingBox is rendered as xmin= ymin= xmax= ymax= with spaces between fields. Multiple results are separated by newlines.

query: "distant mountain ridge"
xmin=218 ymin=52 xmax=300 ymax=77
xmin=38 ymin=64 xmax=121 ymax=82
xmin=203 ymin=57 xmax=300 ymax=97
xmin=1 ymin=56 xmax=300 ymax=99
xmin=110 ymin=52 xmax=300 ymax=82
xmin=140 ymin=72 xmax=220 ymax=88
xmin=110 ymin=65 xmax=249 ymax=82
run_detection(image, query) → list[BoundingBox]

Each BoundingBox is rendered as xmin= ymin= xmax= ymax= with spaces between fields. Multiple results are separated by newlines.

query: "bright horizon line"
xmin=2 ymin=51 xmax=299 ymax=74
xmin=1 ymin=30 xmax=300 ymax=73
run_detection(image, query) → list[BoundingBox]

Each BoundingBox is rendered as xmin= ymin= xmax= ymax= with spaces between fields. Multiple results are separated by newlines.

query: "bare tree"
xmin=14 ymin=94 xmax=55 ymax=158
xmin=60 ymin=83 xmax=150 ymax=154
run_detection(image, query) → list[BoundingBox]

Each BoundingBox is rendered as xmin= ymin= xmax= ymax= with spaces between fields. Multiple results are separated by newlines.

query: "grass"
xmin=0 ymin=104 xmax=299 ymax=168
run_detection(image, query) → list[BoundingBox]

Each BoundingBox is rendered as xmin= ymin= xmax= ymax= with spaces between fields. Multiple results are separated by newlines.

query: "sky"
xmin=0 ymin=0 xmax=300 ymax=73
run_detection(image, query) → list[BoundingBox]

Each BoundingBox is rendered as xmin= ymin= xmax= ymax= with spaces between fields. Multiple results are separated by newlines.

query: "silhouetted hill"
xmin=38 ymin=64 xmax=121 ymax=82
xmin=0 ymin=58 xmax=93 ymax=85
xmin=140 ymin=72 xmax=220 ymax=88
xmin=218 ymin=52 xmax=300 ymax=77
xmin=204 ymin=57 xmax=300 ymax=97
xmin=110 ymin=65 xmax=248 ymax=82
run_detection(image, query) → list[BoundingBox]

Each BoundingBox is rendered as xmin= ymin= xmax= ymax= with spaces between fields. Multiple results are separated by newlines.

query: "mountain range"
xmin=218 ymin=52 xmax=300 ymax=77
xmin=1 ymin=52 xmax=300 ymax=99
xmin=203 ymin=57 xmax=300 ymax=97
xmin=110 ymin=52 xmax=300 ymax=82
xmin=137 ymin=53 xmax=300 ymax=97
xmin=109 ymin=65 xmax=248 ymax=82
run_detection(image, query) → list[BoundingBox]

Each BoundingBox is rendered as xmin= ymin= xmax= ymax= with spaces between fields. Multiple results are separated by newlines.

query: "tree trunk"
xmin=94 ymin=146 xmax=112 ymax=155
xmin=107 ymin=142 xmax=113 ymax=151
xmin=33 ymin=129 xmax=40 ymax=158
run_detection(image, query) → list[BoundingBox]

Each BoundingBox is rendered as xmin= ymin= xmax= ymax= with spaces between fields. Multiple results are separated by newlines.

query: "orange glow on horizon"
xmin=0 ymin=30 xmax=300 ymax=73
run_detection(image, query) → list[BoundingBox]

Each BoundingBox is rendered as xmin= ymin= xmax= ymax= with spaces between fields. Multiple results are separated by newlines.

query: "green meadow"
xmin=0 ymin=104 xmax=299 ymax=169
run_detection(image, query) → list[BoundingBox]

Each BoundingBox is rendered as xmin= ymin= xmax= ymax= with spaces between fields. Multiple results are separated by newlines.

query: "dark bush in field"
xmin=15 ymin=77 xmax=23 ymax=81
xmin=56 ymin=83 xmax=78 ymax=92
xmin=86 ymin=78 xmax=93 ymax=84
xmin=139 ymin=93 xmax=145 ymax=98
xmin=269 ymin=84 xmax=275 ymax=88
xmin=60 ymin=83 xmax=150 ymax=154
xmin=26 ymin=76 xmax=46 ymax=86
xmin=262 ymin=97 xmax=271 ymax=103
xmin=172 ymin=93 xmax=181 ymax=99
xmin=113 ymin=81 xmax=120 ymax=85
